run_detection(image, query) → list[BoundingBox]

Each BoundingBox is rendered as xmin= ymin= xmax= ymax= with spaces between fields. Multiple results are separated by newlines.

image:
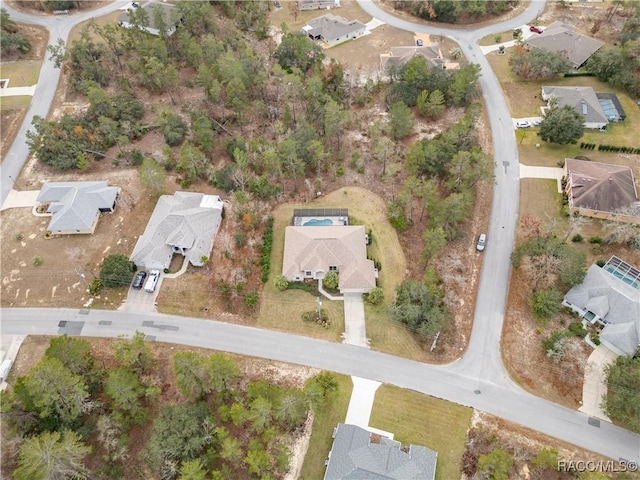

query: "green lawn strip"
xmin=478 ymin=30 xmax=516 ymax=46
xmin=0 ymin=60 xmax=41 ymax=87
xmin=519 ymin=178 xmax=567 ymax=231
xmin=365 ymin=302 xmax=425 ymax=361
xmin=0 ymin=95 xmax=31 ymax=112
xmin=299 ymin=374 xmax=353 ymax=480
xmin=369 ymin=384 xmax=473 ymax=480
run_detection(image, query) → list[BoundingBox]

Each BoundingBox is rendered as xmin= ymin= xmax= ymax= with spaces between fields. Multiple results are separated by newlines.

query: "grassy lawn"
xmin=0 ymin=96 xmax=31 ymax=112
xmin=0 ymin=60 xmax=41 ymax=86
xmin=370 ymin=385 xmax=473 ymax=480
xmin=519 ymin=178 xmax=567 ymax=229
xmin=299 ymin=374 xmax=353 ymax=480
xmin=257 ymin=187 xmax=407 ymax=344
xmin=67 ymin=10 xmax=123 ymax=45
xmin=478 ymin=30 xmax=516 ymax=46
xmin=365 ymin=302 xmax=426 ymax=361
xmin=487 ymin=49 xmax=640 ymax=144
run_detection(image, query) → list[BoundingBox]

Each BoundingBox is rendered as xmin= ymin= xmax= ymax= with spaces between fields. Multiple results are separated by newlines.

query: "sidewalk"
xmin=0 ymin=85 xmax=37 ymax=97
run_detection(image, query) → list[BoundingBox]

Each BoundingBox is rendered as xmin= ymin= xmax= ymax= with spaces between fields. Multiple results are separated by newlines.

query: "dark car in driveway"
xmin=132 ymin=271 xmax=147 ymax=289
xmin=529 ymin=25 xmax=543 ymax=34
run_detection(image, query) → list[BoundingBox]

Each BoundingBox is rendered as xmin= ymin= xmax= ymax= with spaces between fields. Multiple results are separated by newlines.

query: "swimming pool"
xmin=303 ymin=218 xmax=333 ymax=226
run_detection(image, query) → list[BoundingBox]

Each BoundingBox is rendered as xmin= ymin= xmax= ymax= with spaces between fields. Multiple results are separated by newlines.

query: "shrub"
xmin=571 ymin=234 xmax=583 ymax=242
xmin=528 ymin=289 xmax=562 ymax=321
xmin=588 ymin=236 xmax=603 ymax=244
xmin=162 ymin=113 xmax=186 ymax=146
xmin=88 ymin=278 xmax=103 ymax=296
xmin=543 ymin=330 xmax=571 ymax=358
xmin=590 ymin=331 xmax=600 ymax=345
xmin=365 ymin=287 xmax=384 ymax=305
xmin=274 ymin=275 xmax=289 ymax=291
xmin=259 ymin=217 xmax=274 ymax=283
xmin=568 ymin=321 xmax=588 ymax=337
xmin=33 ymin=256 xmax=44 ymax=266
xmin=323 ymin=272 xmax=339 ymax=291
xmin=100 ymin=253 xmax=135 ymax=288
xmin=131 ymin=149 xmax=144 ymax=166
xmin=245 ymin=292 xmax=259 ymax=309
xmin=14 ymin=233 xmax=23 ymax=241
xmin=335 ymin=166 xmax=345 ymax=177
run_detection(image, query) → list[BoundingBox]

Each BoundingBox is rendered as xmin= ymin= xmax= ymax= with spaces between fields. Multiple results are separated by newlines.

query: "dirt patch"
xmin=464 ymin=410 xmax=617 ymax=479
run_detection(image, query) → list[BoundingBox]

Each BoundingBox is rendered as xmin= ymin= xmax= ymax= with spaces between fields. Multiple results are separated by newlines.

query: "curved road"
xmin=1 ymin=0 xmax=639 ymax=465
xmin=3 ymin=308 xmax=639 ymax=463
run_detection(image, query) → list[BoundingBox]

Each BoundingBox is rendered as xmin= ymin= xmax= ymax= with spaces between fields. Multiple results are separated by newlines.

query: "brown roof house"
xmin=542 ymin=86 xmax=608 ymax=129
xmin=564 ymin=158 xmax=640 ymax=223
xmin=282 ymin=225 xmax=376 ymax=293
xmin=323 ymin=423 xmax=438 ymax=480
xmin=36 ymin=181 xmax=120 ymax=235
xmin=526 ymin=21 xmax=604 ymax=69
xmin=301 ymin=14 xmax=366 ymax=47
xmin=563 ymin=256 xmax=640 ymax=356
xmin=118 ymin=2 xmax=180 ymax=37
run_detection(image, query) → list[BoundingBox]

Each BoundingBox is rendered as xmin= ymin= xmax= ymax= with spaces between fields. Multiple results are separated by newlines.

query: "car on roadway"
xmin=532 ymin=118 xmax=542 ymax=126
xmin=144 ymin=270 xmax=160 ymax=293
xmin=515 ymin=120 xmax=531 ymax=128
xmin=529 ymin=25 xmax=543 ymax=34
xmin=476 ymin=233 xmax=487 ymax=252
xmin=416 ymin=39 xmax=423 ymax=47
xmin=132 ymin=270 xmax=147 ymax=289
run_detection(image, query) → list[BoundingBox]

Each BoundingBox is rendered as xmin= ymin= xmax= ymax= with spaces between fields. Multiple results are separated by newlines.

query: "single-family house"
xmin=130 ymin=192 xmax=223 ymax=270
xmin=36 ymin=181 xmax=120 ymax=235
xmin=563 ymin=158 xmax=639 ymax=222
xmin=118 ymin=2 xmax=180 ymax=37
xmin=541 ymin=86 xmax=608 ymax=129
xmin=302 ymin=14 xmax=366 ymax=47
xmin=563 ymin=257 xmax=640 ymax=356
xmin=282 ymin=225 xmax=376 ymax=293
xmin=381 ymin=45 xmax=446 ymax=72
xmin=299 ymin=0 xmax=340 ymax=10
xmin=324 ymin=423 xmax=438 ymax=480
xmin=526 ymin=21 xmax=604 ymax=69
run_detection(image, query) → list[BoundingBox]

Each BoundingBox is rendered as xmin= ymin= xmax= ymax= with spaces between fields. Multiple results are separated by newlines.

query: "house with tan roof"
xmin=526 ymin=21 xmax=604 ymax=69
xmin=301 ymin=14 xmax=366 ymax=47
xmin=282 ymin=225 xmax=376 ymax=293
xmin=563 ymin=257 xmax=640 ymax=356
xmin=36 ymin=181 xmax=120 ymax=235
xmin=564 ymin=158 xmax=640 ymax=223
xmin=130 ymin=192 xmax=223 ymax=270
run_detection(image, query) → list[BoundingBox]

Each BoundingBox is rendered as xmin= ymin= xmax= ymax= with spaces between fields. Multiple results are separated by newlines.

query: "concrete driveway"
xmin=1 ymin=189 xmax=40 ymax=210
xmin=342 ymin=293 xmax=368 ymax=348
xmin=579 ymin=345 xmax=617 ymax=421
xmin=118 ymin=273 xmax=163 ymax=313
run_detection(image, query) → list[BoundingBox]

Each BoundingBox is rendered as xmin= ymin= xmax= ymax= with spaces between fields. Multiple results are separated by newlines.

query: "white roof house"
xmin=563 ymin=258 xmax=640 ymax=356
xmin=130 ymin=192 xmax=223 ymax=270
xmin=302 ymin=14 xmax=366 ymax=47
xmin=36 ymin=181 xmax=120 ymax=235
xmin=282 ymin=225 xmax=376 ymax=293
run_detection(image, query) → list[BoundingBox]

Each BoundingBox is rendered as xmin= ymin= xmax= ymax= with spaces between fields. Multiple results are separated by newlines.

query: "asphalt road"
xmin=0 ymin=1 xmax=129 ymax=206
xmin=2 ymin=0 xmax=639 ymax=465
xmin=2 ymin=308 xmax=639 ymax=463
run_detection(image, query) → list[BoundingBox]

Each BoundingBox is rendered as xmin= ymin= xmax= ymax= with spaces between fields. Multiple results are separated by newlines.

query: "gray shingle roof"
xmin=542 ymin=86 xmax=607 ymax=125
xmin=564 ymin=159 xmax=639 ymax=214
xmin=564 ymin=264 xmax=640 ymax=355
xmin=381 ymin=46 xmax=445 ymax=71
xmin=117 ymin=2 xmax=178 ymax=35
xmin=324 ymin=424 xmax=437 ymax=480
xmin=130 ymin=192 xmax=223 ymax=270
xmin=526 ymin=21 xmax=604 ymax=68
xmin=303 ymin=14 xmax=365 ymax=43
xmin=36 ymin=181 xmax=119 ymax=233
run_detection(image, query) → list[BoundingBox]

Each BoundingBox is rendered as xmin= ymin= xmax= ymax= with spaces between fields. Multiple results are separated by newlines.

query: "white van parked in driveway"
xmin=144 ymin=270 xmax=160 ymax=293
